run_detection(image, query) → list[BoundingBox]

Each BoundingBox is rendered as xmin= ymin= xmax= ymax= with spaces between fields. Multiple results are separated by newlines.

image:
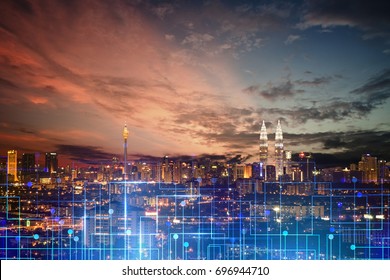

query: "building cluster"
xmin=2 ymin=150 xmax=58 ymax=184
xmin=321 ymin=154 xmax=389 ymax=184
xmin=1 ymin=121 xmax=389 ymax=186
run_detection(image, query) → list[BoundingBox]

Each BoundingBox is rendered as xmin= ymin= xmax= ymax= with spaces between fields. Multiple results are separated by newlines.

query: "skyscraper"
xmin=274 ymin=120 xmax=284 ymax=178
xmin=21 ymin=153 xmax=35 ymax=181
xmin=359 ymin=154 xmax=378 ymax=183
xmin=45 ymin=152 xmax=58 ymax=175
xmin=123 ymin=124 xmax=129 ymax=180
xmin=259 ymin=120 xmax=268 ymax=179
xmin=378 ymin=160 xmax=387 ymax=183
xmin=7 ymin=150 xmax=18 ymax=182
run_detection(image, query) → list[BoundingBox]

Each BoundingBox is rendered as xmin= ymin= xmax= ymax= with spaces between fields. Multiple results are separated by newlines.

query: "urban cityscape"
xmin=1 ymin=0 xmax=390 ymax=262
xmin=1 ymin=122 xmax=389 ymax=260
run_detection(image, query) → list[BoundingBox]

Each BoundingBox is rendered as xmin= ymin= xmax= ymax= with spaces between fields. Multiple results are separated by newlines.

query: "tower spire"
xmin=123 ymin=123 xmax=129 ymax=180
xmin=275 ymin=119 xmax=284 ymax=178
xmin=259 ymin=120 xmax=268 ymax=179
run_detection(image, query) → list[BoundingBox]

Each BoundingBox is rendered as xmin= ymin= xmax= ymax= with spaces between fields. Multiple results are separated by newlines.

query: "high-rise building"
xmin=244 ymin=164 xmax=252 ymax=178
xmin=21 ymin=153 xmax=35 ymax=182
xmin=285 ymin=150 xmax=292 ymax=176
xmin=358 ymin=154 xmax=378 ymax=183
xmin=123 ymin=124 xmax=129 ymax=180
xmin=7 ymin=150 xmax=18 ymax=182
xmin=161 ymin=156 xmax=171 ymax=182
xmin=233 ymin=164 xmax=245 ymax=181
xmin=266 ymin=165 xmax=276 ymax=181
xmin=274 ymin=120 xmax=284 ymax=178
xmin=298 ymin=152 xmax=315 ymax=181
xmin=378 ymin=160 xmax=387 ymax=182
xmin=259 ymin=120 xmax=268 ymax=179
xmin=45 ymin=152 xmax=58 ymax=175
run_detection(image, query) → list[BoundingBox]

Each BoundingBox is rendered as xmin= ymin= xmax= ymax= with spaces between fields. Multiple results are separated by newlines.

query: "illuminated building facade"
xmin=274 ymin=120 xmax=284 ymax=179
xmin=45 ymin=152 xmax=58 ymax=175
xmin=7 ymin=150 xmax=18 ymax=182
xmin=359 ymin=154 xmax=378 ymax=183
xmin=259 ymin=120 xmax=268 ymax=179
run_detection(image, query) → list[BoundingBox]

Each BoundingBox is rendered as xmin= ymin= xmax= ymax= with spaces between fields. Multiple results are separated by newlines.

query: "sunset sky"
xmin=0 ymin=0 xmax=389 ymax=166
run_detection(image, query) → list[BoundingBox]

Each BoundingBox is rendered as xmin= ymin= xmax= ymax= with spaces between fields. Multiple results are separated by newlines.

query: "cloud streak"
xmin=298 ymin=0 xmax=390 ymax=42
xmin=243 ymin=80 xmax=304 ymax=101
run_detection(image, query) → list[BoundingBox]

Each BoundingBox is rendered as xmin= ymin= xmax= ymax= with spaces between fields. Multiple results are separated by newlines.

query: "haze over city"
xmin=0 ymin=0 xmax=389 ymax=166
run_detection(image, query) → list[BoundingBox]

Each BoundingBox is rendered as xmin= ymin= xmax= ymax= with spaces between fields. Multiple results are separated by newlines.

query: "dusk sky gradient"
xmin=0 ymin=0 xmax=389 ymax=166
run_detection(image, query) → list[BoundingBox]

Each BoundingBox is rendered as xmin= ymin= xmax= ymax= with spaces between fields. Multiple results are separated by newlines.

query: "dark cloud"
xmin=350 ymin=68 xmax=390 ymax=105
xmin=10 ymin=0 xmax=35 ymax=16
xmin=197 ymin=131 xmax=257 ymax=150
xmin=295 ymin=76 xmax=333 ymax=87
xmin=323 ymin=138 xmax=348 ymax=149
xmin=262 ymin=71 xmax=389 ymax=124
xmin=299 ymin=0 xmax=390 ymax=41
xmin=243 ymin=80 xmax=304 ymax=101
xmin=0 ymin=77 xmax=18 ymax=88
xmin=286 ymin=130 xmax=390 ymax=165
xmin=262 ymin=102 xmax=358 ymax=124
xmin=19 ymin=128 xmax=35 ymax=134
xmin=56 ymin=144 xmax=116 ymax=165
xmin=129 ymin=154 xmax=162 ymax=162
xmin=226 ymin=154 xmax=252 ymax=164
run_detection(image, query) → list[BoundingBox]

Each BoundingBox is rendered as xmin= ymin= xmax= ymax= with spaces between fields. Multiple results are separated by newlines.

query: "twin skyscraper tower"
xmin=122 ymin=120 xmax=287 ymax=181
xmin=259 ymin=120 xmax=286 ymax=180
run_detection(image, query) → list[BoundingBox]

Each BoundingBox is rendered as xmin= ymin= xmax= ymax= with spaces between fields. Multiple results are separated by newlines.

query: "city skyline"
xmin=0 ymin=0 xmax=389 ymax=166
xmin=1 ymin=121 xmax=387 ymax=170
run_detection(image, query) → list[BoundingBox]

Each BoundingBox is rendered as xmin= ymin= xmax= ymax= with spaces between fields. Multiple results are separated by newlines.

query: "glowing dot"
xmin=33 ymin=234 xmax=39 ymax=240
xmin=173 ymin=234 xmax=179 ymax=240
xmin=350 ymin=245 xmax=356 ymax=250
xmin=166 ymin=221 xmax=171 ymax=227
xmin=74 ymin=236 xmax=79 ymax=242
xmin=59 ymin=220 xmax=64 ymax=225
xmin=108 ymin=209 xmax=114 ymax=215
xmin=330 ymin=227 xmax=335 ymax=233
xmin=50 ymin=209 xmax=55 ymax=214
xmin=56 ymin=178 xmax=61 ymax=183
xmin=357 ymin=192 xmax=362 ymax=198
xmin=352 ymin=177 xmax=358 ymax=183
xmin=126 ymin=229 xmax=131 ymax=235
xmin=328 ymin=234 xmax=334 ymax=240
xmin=67 ymin=229 xmax=73 ymax=235
xmin=180 ymin=201 xmax=186 ymax=207
xmin=265 ymin=210 xmax=270 ymax=216
xmin=282 ymin=230 xmax=288 ymax=236
xmin=27 ymin=182 xmax=33 ymax=188
xmin=15 ymin=236 xmax=20 ymax=242
xmin=337 ymin=202 xmax=343 ymax=208
xmin=183 ymin=242 xmax=189 ymax=248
